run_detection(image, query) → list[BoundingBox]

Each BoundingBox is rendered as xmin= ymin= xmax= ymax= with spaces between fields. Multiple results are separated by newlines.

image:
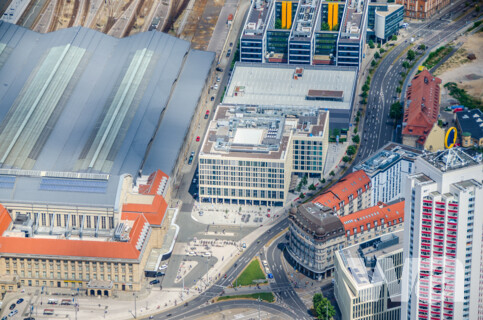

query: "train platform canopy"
xmin=0 ymin=22 xmax=214 ymax=207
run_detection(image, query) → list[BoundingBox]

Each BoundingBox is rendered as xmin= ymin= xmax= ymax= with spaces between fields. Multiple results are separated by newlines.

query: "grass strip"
xmin=217 ymin=292 xmax=275 ymax=303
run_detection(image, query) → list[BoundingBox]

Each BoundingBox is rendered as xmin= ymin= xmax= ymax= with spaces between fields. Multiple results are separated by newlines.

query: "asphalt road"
xmin=166 ymin=299 xmax=295 ymax=319
xmin=353 ymin=0 xmax=476 ymax=168
xmin=267 ymin=237 xmax=311 ymax=320
xmin=150 ymin=219 xmax=290 ymax=319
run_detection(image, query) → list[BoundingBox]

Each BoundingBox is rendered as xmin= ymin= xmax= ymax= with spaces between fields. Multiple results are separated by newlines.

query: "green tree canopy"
xmin=407 ymin=50 xmax=416 ymax=61
xmin=275 ymin=19 xmax=282 ymax=29
xmin=321 ymin=22 xmax=330 ymax=31
xmin=352 ymin=135 xmax=360 ymax=144
xmin=342 ymin=156 xmax=351 ymax=163
xmin=362 ymin=83 xmax=370 ymax=92
xmin=313 ymin=293 xmax=336 ymax=320
xmin=309 ymin=184 xmax=316 ymax=191
xmin=347 ymin=145 xmax=357 ymax=156
xmin=418 ymin=44 xmax=426 ymax=50
xmin=374 ymin=51 xmax=381 ymax=59
xmin=389 ymin=101 xmax=403 ymax=120
xmin=368 ymin=40 xmax=375 ymax=49
xmin=402 ymin=61 xmax=410 ymax=69
xmin=391 ymin=35 xmax=397 ymax=41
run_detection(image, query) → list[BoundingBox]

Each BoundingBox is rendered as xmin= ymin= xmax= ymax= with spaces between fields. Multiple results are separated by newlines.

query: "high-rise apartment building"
xmin=354 ymin=143 xmax=422 ymax=206
xmin=401 ymin=148 xmax=483 ymax=320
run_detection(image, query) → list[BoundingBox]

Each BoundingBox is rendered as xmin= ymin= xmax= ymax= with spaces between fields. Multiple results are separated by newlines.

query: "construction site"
xmin=0 ymin=0 xmax=229 ymax=48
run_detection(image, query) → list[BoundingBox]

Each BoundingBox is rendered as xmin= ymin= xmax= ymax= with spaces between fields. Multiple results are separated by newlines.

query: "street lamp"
xmin=133 ymin=292 xmax=137 ymax=319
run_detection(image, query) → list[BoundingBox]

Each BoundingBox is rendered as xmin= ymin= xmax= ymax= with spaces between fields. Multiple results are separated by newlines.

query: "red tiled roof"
xmin=0 ymin=170 xmax=169 ymax=260
xmin=138 ymin=170 xmax=169 ymax=196
xmin=340 ymin=201 xmax=405 ymax=236
xmin=402 ymin=70 xmax=441 ymax=142
xmin=122 ymin=194 xmax=167 ymax=226
xmin=312 ymin=170 xmax=371 ymax=212
xmin=0 ymin=213 xmax=147 ymax=259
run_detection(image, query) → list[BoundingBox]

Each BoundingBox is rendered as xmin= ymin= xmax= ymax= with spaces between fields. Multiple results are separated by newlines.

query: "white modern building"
xmin=354 ymin=143 xmax=422 ymax=206
xmin=401 ymin=148 xmax=483 ymax=320
xmin=198 ymin=105 xmax=329 ymax=206
xmin=334 ymin=230 xmax=404 ymax=320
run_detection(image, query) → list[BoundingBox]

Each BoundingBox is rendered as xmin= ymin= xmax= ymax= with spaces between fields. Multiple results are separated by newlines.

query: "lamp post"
xmin=133 ymin=292 xmax=137 ymax=319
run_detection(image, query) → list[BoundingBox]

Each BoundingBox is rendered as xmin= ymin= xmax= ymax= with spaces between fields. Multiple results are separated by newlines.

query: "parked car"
xmin=196 ymin=136 xmax=200 ymax=142
xmin=159 ymin=264 xmax=168 ymax=270
xmin=226 ymin=49 xmax=231 ymax=57
xmin=9 ymin=304 xmax=15 ymax=310
xmin=155 ymin=272 xmax=165 ymax=277
xmin=16 ymin=299 xmax=24 ymax=304
xmin=188 ymin=151 xmax=195 ymax=165
xmin=149 ymin=279 xmax=160 ymax=285
xmin=205 ymin=110 xmax=210 ymax=119
xmin=215 ymin=67 xmax=223 ymax=72
xmin=210 ymin=96 xmax=215 ymax=101
xmin=8 ymin=310 xmax=18 ymax=317
xmin=229 ymin=42 xmax=233 ymax=47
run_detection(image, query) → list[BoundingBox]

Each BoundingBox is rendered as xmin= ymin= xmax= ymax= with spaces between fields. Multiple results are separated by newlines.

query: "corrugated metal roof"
xmin=0 ymin=22 xmax=214 ymax=206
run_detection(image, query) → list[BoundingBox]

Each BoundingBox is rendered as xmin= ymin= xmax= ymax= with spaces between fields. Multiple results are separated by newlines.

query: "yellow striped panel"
xmin=287 ymin=1 xmax=292 ymax=29
xmin=282 ymin=1 xmax=287 ymax=29
xmin=328 ymin=3 xmax=333 ymax=30
xmin=333 ymin=3 xmax=338 ymax=30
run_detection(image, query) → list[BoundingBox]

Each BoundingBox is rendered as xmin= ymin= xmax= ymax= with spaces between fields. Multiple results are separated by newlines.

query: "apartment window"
xmin=86 ymin=216 xmax=91 ymax=228
xmin=101 ymin=217 xmax=106 ymax=229
xmin=57 ymin=214 xmax=62 ymax=226
xmin=71 ymin=215 xmax=76 ymax=227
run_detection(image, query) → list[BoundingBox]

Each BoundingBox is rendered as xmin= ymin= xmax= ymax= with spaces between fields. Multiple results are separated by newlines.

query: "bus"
xmin=44 ymin=309 xmax=54 ymax=315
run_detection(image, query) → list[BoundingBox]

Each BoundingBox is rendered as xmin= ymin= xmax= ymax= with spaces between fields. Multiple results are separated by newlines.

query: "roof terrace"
xmin=339 ymin=0 xmax=367 ymax=42
xmin=290 ymin=0 xmax=320 ymax=40
xmin=242 ymin=0 xmax=273 ymax=39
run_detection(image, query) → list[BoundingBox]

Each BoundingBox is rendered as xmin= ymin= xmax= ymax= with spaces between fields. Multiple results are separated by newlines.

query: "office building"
xmin=198 ymin=105 xmax=329 ymax=206
xmin=401 ymin=148 xmax=483 ymax=320
xmin=402 ymin=70 xmax=442 ymax=150
xmin=334 ymin=230 xmax=404 ymax=320
xmin=367 ymin=3 xmax=404 ymax=42
xmin=223 ymin=63 xmax=358 ymax=129
xmin=312 ymin=170 xmax=371 ymax=216
xmin=287 ymin=203 xmax=346 ymax=280
xmin=395 ymin=0 xmax=450 ymax=19
xmin=354 ymin=143 xmax=422 ymax=206
xmin=341 ymin=200 xmax=405 ymax=246
xmin=240 ymin=0 xmax=368 ymax=68
xmin=456 ymin=109 xmax=483 ymax=148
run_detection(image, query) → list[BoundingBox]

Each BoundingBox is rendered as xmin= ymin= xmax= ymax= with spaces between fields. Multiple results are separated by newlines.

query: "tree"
xmin=371 ymin=60 xmax=377 ymax=67
xmin=379 ymin=48 xmax=385 ymax=54
xmin=391 ymin=34 xmax=397 ymax=41
xmin=313 ymin=293 xmax=336 ymax=320
xmin=275 ymin=19 xmax=282 ymax=29
xmin=342 ymin=156 xmax=351 ymax=163
xmin=309 ymin=184 xmax=316 ymax=191
xmin=396 ymin=86 xmax=402 ymax=93
xmin=354 ymin=127 xmax=358 ymax=134
xmin=368 ymin=39 xmax=375 ymax=49
xmin=320 ymin=178 xmax=326 ymax=184
xmin=374 ymin=51 xmax=381 ymax=59
xmin=476 ymin=4 xmax=480 ymax=12
xmin=389 ymin=101 xmax=403 ymax=120
xmin=377 ymin=43 xmax=381 ymax=48
xmin=347 ymin=145 xmax=357 ymax=156
xmin=299 ymin=192 xmax=305 ymax=199
xmin=407 ymin=50 xmax=416 ymax=61
xmin=302 ymin=174 xmax=308 ymax=186
xmin=352 ymin=134 xmax=360 ymax=144
xmin=418 ymin=44 xmax=426 ymax=50
xmin=329 ymin=171 xmax=335 ymax=176
xmin=333 ymin=128 xmax=340 ymax=138
xmin=361 ymin=91 xmax=368 ymax=98
xmin=362 ymin=83 xmax=370 ymax=92
xmin=402 ymin=61 xmax=410 ymax=69
xmin=321 ymin=22 xmax=330 ymax=31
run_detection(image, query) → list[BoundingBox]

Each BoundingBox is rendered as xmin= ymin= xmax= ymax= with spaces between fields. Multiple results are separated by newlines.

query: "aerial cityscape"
xmin=0 ymin=0 xmax=481 ymax=318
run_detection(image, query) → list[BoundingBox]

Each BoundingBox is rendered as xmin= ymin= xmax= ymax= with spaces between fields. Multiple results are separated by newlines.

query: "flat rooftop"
xmin=354 ymin=142 xmax=422 ymax=175
xmin=339 ymin=230 xmax=404 ymax=288
xmin=339 ymin=0 xmax=367 ymax=42
xmin=290 ymin=0 xmax=320 ymax=40
xmin=421 ymin=148 xmax=481 ymax=173
xmin=0 ymin=22 xmax=213 ymax=207
xmin=242 ymin=0 xmax=273 ymax=39
xmin=224 ymin=63 xmax=357 ymax=111
xmin=201 ymin=105 xmax=328 ymax=160
xmin=375 ymin=4 xmax=402 ymax=17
